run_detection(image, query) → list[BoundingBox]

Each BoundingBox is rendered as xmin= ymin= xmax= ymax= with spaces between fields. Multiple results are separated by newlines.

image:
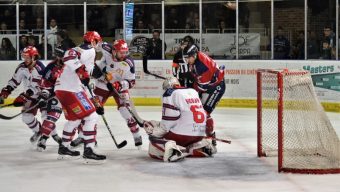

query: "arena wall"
xmin=1 ymin=60 xmax=340 ymax=112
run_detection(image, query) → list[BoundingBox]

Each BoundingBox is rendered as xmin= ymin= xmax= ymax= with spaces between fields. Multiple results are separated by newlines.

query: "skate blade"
xmin=57 ymin=154 xmax=81 ymax=160
xmin=83 ymin=158 xmax=106 ymax=165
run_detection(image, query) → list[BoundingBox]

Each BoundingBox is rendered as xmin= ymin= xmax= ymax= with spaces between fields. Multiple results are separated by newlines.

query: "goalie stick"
xmin=0 ymin=98 xmax=51 ymax=120
xmin=143 ymin=55 xmax=166 ymax=80
xmin=86 ymin=85 xmax=127 ymax=149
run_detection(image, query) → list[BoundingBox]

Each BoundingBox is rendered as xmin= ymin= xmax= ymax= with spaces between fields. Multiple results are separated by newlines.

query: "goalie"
xmin=142 ymin=77 xmax=217 ymax=162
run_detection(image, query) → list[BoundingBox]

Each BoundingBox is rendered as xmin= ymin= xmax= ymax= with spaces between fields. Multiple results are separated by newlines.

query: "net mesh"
xmin=259 ymin=69 xmax=340 ymax=172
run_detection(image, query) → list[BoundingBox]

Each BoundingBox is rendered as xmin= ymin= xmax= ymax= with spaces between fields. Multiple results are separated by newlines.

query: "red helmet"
xmin=22 ymin=46 xmax=39 ymax=58
xmin=113 ymin=39 xmax=129 ymax=52
xmin=83 ymin=31 xmax=102 ymax=43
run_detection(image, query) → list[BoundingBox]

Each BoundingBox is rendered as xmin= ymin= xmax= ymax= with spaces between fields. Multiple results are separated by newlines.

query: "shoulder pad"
xmin=15 ymin=62 xmax=26 ymax=73
xmin=163 ymin=88 xmax=175 ymax=97
xmin=101 ymin=42 xmax=112 ymax=53
xmin=35 ymin=60 xmax=46 ymax=75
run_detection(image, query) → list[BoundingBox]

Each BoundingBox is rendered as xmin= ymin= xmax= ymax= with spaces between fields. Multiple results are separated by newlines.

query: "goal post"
xmin=257 ymin=69 xmax=340 ymax=174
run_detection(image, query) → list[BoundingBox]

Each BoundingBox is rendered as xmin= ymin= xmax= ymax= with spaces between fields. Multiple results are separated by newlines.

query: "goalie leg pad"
xmin=148 ymin=142 xmax=165 ymax=161
xmin=188 ymin=139 xmax=217 ymax=157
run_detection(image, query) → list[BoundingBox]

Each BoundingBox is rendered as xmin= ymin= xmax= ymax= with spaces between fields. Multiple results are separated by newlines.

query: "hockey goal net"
xmin=257 ymin=69 xmax=340 ymax=174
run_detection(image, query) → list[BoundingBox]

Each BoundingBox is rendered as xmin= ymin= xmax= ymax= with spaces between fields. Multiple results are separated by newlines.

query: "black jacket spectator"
xmin=0 ymin=38 xmax=16 ymax=60
xmin=146 ymin=30 xmax=166 ymax=59
xmin=274 ymin=27 xmax=290 ymax=59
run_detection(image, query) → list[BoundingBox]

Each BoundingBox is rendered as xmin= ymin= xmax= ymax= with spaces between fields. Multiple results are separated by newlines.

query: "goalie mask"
xmin=162 ymin=77 xmax=180 ymax=90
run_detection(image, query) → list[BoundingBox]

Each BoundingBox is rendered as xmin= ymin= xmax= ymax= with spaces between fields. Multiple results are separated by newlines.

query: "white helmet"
xmin=162 ymin=77 xmax=180 ymax=90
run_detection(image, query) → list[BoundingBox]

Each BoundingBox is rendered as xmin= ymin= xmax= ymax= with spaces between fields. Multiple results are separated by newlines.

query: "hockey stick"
xmin=0 ymin=98 xmax=50 ymax=120
xmin=205 ymin=136 xmax=231 ymax=144
xmin=0 ymin=102 xmax=14 ymax=109
xmin=142 ymin=55 xmax=166 ymax=80
xmin=86 ymin=85 xmax=127 ymax=149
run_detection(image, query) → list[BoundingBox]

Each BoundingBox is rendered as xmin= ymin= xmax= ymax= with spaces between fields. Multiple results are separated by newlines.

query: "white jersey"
xmin=55 ymin=43 xmax=95 ymax=92
xmin=6 ymin=61 xmax=45 ymax=98
xmin=161 ymin=88 xmax=207 ymax=137
xmin=95 ymin=42 xmax=136 ymax=91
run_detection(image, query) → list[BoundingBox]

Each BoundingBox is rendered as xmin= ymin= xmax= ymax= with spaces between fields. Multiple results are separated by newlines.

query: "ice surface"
xmin=0 ymin=107 xmax=339 ymax=192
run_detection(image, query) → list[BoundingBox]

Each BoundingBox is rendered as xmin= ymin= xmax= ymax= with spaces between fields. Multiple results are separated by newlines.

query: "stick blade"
xmin=117 ymin=140 xmax=128 ymax=149
xmin=0 ymin=114 xmax=16 ymax=120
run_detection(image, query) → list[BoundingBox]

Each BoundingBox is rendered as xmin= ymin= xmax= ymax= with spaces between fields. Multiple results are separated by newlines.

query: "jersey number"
xmin=190 ymin=105 xmax=205 ymax=123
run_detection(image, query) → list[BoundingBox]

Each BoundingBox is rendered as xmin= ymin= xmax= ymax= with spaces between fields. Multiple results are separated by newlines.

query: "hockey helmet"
xmin=113 ymin=39 xmax=129 ymax=58
xmin=22 ymin=46 xmax=39 ymax=58
xmin=181 ymin=35 xmax=195 ymax=47
xmin=83 ymin=31 xmax=102 ymax=43
xmin=162 ymin=77 xmax=180 ymax=90
xmin=182 ymin=44 xmax=198 ymax=59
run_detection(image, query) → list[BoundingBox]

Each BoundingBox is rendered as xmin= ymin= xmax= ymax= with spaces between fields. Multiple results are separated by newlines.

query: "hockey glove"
xmin=107 ymin=81 xmax=122 ymax=92
xmin=76 ymin=65 xmax=90 ymax=86
xmin=91 ymin=96 xmax=104 ymax=115
xmin=0 ymin=85 xmax=14 ymax=99
xmin=14 ymin=93 xmax=30 ymax=107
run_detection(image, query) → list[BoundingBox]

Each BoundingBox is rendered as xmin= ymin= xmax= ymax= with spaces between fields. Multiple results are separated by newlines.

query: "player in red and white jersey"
xmin=142 ymin=77 xmax=217 ymax=162
xmin=36 ymin=46 xmax=67 ymax=151
xmin=91 ymin=39 xmax=142 ymax=148
xmin=0 ymin=46 xmax=47 ymax=143
xmin=182 ymin=45 xmax=226 ymax=146
xmin=54 ymin=31 xmax=106 ymax=163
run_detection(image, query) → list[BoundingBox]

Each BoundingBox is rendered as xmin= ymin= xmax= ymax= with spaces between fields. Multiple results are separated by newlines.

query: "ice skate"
xmin=83 ymin=147 xmax=106 ymax=164
xmin=70 ymin=137 xmax=83 ymax=148
xmin=30 ymin=131 xmax=41 ymax=144
xmin=57 ymin=145 xmax=80 ymax=160
xmin=37 ymin=135 xmax=49 ymax=152
xmin=52 ymin=134 xmax=62 ymax=145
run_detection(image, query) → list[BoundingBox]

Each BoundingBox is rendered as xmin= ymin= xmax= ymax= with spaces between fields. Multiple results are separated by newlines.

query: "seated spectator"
xmin=36 ymin=35 xmax=53 ymax=59
xmin=307 ymin=30 xmax=319 ymax=59
xmin=56 ymin=30 xmax=76 ymax=50
xmin=322 ymin=25 xmax=336 ymax=59
xmin=47 ymin=18 xmax=58 ymax=49
xmin=27 ymin=35 xmax=38 ymax=47
xmin=0 ymin=37 xmax=16 ymax=60
xmin=19 ymin=19 xmax=27 ymax=33
xmin=135 ymin=19 xmax=147 ymax=33
xmin=33 ymin=17 xmax=44 ymax=34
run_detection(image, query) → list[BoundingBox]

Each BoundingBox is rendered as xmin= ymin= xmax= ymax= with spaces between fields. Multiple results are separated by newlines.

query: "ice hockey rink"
xmin=0 ymin=106 xmax=340 ymax=192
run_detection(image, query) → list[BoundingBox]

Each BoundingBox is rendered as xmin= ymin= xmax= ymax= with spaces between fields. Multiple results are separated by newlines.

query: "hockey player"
xmin=182 ymin=44 xmax=226 ymax=145
xmin=54 ymin=31 xmax=106 ymax=163
xmin=0 ymin=46 xmax=50 ymax=143
xmin=91 ymin=39 xmax=143 ymax=148
xmin=36 ymin=46 xmax=66 ymax=151
xmin=142 ymin=77 xmax=217 ymax=162
xmin=172 ymin=35 xmax=195 ymax=88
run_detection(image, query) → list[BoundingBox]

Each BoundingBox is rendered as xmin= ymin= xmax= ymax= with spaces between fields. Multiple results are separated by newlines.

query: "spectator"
xmin=36 ymin=35 xmax=53 ymax=59
xmin=273 ymin=26 xmax=290 ymax=59
xmin=0 ymin=22 xmax=11 ymax=34
xmin=19 ymin=19 xmax=27 ymax=33
xmin=322 ymin=25 xmax=336 ymax=59
xmin=19 ymin=35 xmax=28 ymax=52
xmin=0 ymin=38 xmax=16 ymax=60
xmin=307 ymin=30 xmax=320 ymax=59
xmin=135 ymin=19 xmax=146 ymax=33
xmin=56 ymin=30 xmax=76 ymax=51
xmin=218 ymin=20 xmax=227 ymax=33
xmin=47 ymin=18 xmax=58 ymax=50
xmin=146 ymin=30 xmax=166 ymax=59
xmin=320 ymin=37 xmax=332 ymax=60
xmin=34 ymin=17 xmax=44 ymax=30
xmin=291 ymin=30 xmax=304 ymax=60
